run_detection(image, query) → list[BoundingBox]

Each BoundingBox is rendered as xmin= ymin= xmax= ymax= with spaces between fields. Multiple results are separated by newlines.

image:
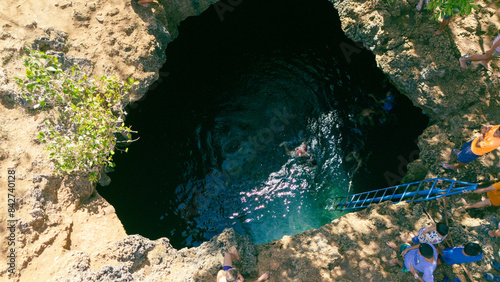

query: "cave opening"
xmin=98 ymin=0 xmax=429 ymax=248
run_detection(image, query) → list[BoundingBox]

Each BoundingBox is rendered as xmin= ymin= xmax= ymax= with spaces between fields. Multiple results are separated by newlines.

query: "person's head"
xmin=226 ymin=268 xmax=239 ymax=282
xmin=436 ymin=222 xmax=449 ymax=237
xmin=464 ymin=242 xmax=482 ymax=257
xmin=419 ymin=243 xmax=434 ymax=259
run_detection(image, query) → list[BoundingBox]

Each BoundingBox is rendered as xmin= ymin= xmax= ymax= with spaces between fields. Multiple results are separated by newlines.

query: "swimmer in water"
xmin=280 ymin=141 xmax=309 ymax=157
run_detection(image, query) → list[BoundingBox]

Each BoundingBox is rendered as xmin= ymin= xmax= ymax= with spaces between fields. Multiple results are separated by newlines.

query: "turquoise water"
xmin=98 ymin=0 xmax=428 ymax=248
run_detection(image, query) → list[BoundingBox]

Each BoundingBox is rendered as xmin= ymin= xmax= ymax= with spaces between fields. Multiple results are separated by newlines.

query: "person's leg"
xmin=435 ymin=17 xmax=452 ymax=35
xmin=223 ymin=246 xmax=240 ymax=268
xmin=416 ymin=0 xmax=425 ymax=10
xmin=464 ymin=199 xmax=492 ymax=209
xmin=254 ymin=271 xmax=270 ymax=282
xmin=443 ymin=162 xmax=466 ymax=170
xmin=383 ymin=258 xmax=403 ymax=266
xmin=490 ymin=229 xmax=500 ymax=237
xmin=460 ymin=53 xmax=495 ymax=69
xmin=279 ymin=142 xmax=292 ymax=155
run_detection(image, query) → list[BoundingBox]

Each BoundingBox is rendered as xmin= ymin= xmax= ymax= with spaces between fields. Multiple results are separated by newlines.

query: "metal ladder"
xmin=332 ymin=178 xmax=477 ymax=211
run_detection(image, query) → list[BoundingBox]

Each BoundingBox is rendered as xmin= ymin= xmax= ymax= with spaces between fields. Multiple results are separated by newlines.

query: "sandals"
xmin=441 ymin=163 xmax=457 ymax=172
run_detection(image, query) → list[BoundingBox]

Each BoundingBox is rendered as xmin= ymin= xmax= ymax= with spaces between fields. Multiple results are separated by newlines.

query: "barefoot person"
xmin=442 ymin=125 xmax=500 ymax=171
xmin=217 ymin=246 xmax=270 ymax=282
xmin=434 ymin=5 xmax=461 ymax=35
xmin=459 ymin=35 xmax=500 ymax=70
xmin=462 ymin=182 xmax=500 ymax=210
xmin=384 ymin=241 xmax=437 ymax=282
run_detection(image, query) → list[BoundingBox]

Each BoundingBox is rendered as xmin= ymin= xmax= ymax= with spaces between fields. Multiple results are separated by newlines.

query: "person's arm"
xmin=421 ymin=225 xmax=436 ymax=236
xmin=487 ymin=37 xmax=500 ymax=55
xmin=475 ymin=126 xmax=493 ymax=147
xmin=407 ymin=264 xmax=424 ymax=281
xmin=463 ymin=185 xmax=496 ymax=194
xmin=402 ymin=244 xmax=420 ymax=256
xmin=237 ymin=273 xmax=244 ymax=282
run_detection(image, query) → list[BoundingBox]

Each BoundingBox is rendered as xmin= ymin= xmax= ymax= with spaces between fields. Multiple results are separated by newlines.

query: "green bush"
xmin=15 ymin=48 xmax=138 ymax=182
xmin=427 ymin=0 xmax=478 ymax=20
xmin=389 ymin=0 xmax=478 ymax=19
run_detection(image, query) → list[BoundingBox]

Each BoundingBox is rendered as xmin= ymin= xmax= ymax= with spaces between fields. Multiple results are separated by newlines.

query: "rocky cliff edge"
xmin=0 ymin=0 xmax=499 ymax=281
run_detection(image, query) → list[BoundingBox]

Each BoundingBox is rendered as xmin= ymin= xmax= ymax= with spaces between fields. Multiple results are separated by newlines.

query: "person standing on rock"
xmin=461 ymin=182 xmax=500 ymax=210
xmin=217 ymin=246 xmax=270 ymax=282
xmin=459 ymin=34 xmax=500 ymax=71
xmin=442 ymin=125 xmax=500 ymax=171
xmin=434 ymin=5 xmax=461 ymax=35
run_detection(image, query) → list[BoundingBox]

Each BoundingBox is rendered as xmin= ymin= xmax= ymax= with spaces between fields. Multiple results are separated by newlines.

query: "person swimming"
xmin=280 ymin=141 xmax=309 ymax=157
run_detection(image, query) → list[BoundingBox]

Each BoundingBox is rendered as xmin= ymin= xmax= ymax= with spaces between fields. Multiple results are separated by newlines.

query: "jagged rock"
xmin=107 ymin=8 xmax=120 ymax=17
xmin=1 ymin=0 xmax=499 ymax=281
xmin=97 ymin=172 xmax=111 ymax=187
xmin=73 ymin=10 xmax=91 ymax=21
xmin=32 ymin=29 xmax=69 ymax=52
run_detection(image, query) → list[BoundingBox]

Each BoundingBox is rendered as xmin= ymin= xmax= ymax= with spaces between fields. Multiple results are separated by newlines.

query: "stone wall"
xmin=0 ymin=0 xmax=499 ymax=281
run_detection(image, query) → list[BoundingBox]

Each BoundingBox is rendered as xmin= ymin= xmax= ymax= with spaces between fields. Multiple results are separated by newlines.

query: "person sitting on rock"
xmin=459 ymin=34 xmax=500 ymax=71
xmin=442 ymin=125 xmax=500 ymax=171
xmin=217 ymin=246 xmax=270 ymax=282
xmin=461 ymin=182 xmax=500 ymax=210
xmin=384 ymin=241 xmax=437 ymax=282
xmin=407 ymin=222 xmax=449 ymax=245
xmin=440 ymin=242 xmax=483 ymax=265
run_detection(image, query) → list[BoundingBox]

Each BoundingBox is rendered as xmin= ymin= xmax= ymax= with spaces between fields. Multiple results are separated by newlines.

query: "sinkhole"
xmin=98 ymin=0 xmax=429 ymax=248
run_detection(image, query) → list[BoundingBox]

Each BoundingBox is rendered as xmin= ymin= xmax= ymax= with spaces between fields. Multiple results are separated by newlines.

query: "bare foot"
xmin=229 ymin=246 xmax=240 ymax=260
xmin=386 ymin=241 xmax=398 ymax=250
xmin=257 ymin=271 xmax=270 ymax=281
xmin=459 ymin=58 xmax=468 ymax=69
xmin=434 ymin=29 xmax=443 ymax=36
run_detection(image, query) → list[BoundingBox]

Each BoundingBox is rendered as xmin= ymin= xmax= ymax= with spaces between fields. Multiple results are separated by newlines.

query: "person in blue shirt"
xmin=440 ymin=242 xmax=483 ymax=265
xmin=385 ymin=241 xmax=437 ymax=282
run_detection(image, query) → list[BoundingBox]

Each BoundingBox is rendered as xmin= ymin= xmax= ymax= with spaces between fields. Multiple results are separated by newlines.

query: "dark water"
xmin=98 ymin=0 xmax=429 ymax=248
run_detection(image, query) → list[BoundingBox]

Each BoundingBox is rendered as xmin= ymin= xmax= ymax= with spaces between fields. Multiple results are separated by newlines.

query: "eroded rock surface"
xmin=0 ymin=0 xmax=499 ymax=281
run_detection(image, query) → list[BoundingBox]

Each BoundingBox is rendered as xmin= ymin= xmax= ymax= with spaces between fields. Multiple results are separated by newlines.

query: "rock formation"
xmin=0 ymin=0 xmax=499 ymax=281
